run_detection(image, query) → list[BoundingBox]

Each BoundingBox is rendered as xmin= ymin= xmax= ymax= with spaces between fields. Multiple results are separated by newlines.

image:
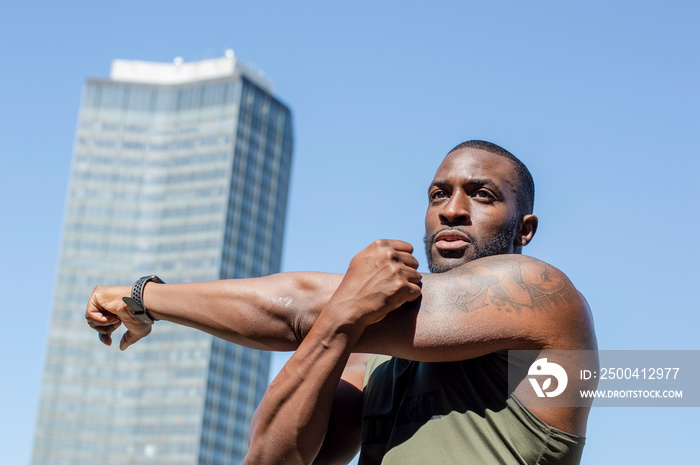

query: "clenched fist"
xmin=85 ymin=285 xmax=153 ymax=350
xmin=326 ymin=239 xmax=422 ymax=329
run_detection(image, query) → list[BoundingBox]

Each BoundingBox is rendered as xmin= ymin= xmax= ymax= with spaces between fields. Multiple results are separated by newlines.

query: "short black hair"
xmin=448 ymin=140 xmax=535 ymax=215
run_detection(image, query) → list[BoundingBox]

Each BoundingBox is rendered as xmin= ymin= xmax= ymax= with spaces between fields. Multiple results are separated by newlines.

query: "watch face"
xmin=122 ymin=296 xmax=154 ymax=325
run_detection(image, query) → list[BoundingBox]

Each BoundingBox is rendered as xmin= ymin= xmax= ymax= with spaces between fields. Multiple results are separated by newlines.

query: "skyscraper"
xmin=32 ymin=51 xmax=293 ymax=465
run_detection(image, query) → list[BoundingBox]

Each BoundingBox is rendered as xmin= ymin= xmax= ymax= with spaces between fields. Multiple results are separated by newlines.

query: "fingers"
xmin=369 ymin=238 xmax=423 ymax=290
xmin=85 ymin=285 xmax=151 ymax=350
xmin=90 ymin=321 xmax=121 ymax=346
xmin=98 ymin=333 xmax=113 ymax=346
xmin=404 ymin=267 xmax=423 ymax=287
xmin=87 ymin=312 xmax=120 ymax=329
xmin=373 ymin=239 xmax=414 ymax=254
xmin=383 ymin=244 xmax=423 ymax=305
xmin=86 ymin=297 xmax=122 ymax=346
xmin=86 ymin=305 xmax=114 ymax=326
xmin=368 ymin=240 xmax=419 ymax=269
xmin=399 ymin=267 xmax=423 ymax=301
xmin=86 ymin=287 xmax=120 ymax=324
xmin=395 ymin=251 xmax=419 ymax=270
xmin=88 ymin=319 xmax=122 ymax=334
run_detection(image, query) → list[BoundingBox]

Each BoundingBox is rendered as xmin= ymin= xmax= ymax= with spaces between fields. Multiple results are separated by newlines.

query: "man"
xmin=87 ymin=140 xmax=597 ymax=464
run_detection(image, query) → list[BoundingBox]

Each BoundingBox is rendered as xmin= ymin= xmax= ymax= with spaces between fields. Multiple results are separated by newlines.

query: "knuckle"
xmin=388 ymin=261 xmax=402 ymax=275
xmin=372 ymin=239 xmax=386 ymax=249
xmin=394 ymin=275 xmax=409 ymax=290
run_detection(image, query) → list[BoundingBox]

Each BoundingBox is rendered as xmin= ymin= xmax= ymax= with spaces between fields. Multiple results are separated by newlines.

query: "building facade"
xmin=32 ymin=52 xmax=293 ymax=465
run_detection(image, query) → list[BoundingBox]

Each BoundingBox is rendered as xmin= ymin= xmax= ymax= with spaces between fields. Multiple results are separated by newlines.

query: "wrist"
xmin=122 ymin=275 xmax=165 ymax=324
xmin=142 ymin=281 xmax=165 ymax=321
xmin=314 ymin=303 xmax=367 ymax=346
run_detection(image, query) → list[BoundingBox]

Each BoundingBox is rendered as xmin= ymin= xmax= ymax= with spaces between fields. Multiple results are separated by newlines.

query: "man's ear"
xmin=514 ymin=214 xmax=538 ymax=247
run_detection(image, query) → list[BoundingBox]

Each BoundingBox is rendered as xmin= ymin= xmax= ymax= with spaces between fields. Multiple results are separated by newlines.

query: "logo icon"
xmin=528 ymin=358 xmax=568 ymax=398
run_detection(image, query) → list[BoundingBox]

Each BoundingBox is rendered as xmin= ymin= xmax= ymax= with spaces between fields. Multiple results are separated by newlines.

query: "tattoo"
xmin=421 ymin=256 xmax=576 ymax=315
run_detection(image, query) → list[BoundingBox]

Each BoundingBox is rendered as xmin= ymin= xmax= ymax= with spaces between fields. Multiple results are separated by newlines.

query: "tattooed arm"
xmin=354 ymin=253 xmax=596 ymax=361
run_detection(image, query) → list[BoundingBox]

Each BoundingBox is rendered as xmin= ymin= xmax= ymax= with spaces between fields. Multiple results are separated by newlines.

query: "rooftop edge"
xmin=109 ymin=50 xmax=273 ymax=92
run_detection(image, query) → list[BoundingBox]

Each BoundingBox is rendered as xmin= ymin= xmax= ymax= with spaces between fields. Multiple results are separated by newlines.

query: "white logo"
xmin=528 ymin=358 xmax=568 ymax=398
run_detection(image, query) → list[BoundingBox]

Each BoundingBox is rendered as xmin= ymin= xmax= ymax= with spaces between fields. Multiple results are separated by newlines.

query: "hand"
xmin=85 ymin=285 xmax=153 ymax=350
xmin=328 ymin=239 xmax=422 ymax=329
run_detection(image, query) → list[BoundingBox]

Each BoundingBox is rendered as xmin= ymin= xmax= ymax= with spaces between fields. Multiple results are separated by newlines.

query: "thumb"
xmin=120 ymin=326 xmax=151 ymax=351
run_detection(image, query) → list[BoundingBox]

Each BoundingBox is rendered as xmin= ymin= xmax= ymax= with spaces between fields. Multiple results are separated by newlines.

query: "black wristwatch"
xmin=122 ymin=275 xmax=164 ymax=325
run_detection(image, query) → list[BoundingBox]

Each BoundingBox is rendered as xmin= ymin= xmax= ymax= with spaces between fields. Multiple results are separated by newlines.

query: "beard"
xmin=424 ymin=217 xmax=518 ymax=273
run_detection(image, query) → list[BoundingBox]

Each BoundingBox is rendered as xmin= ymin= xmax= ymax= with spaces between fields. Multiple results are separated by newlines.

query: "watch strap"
xmin=122 ymin=275 xmax=164 ymax=325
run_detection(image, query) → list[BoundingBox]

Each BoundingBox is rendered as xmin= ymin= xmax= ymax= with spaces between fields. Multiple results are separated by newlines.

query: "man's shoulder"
xmin=444 ymin=253 xmax=595 ymax=351
xmin=442 ymin=254 xmax=586 ymax=309
xmin=458 ymin=254 xmax=571 ymax=279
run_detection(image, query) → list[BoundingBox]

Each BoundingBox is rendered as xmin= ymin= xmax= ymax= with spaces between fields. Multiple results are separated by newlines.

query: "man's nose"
xmin=439 ymin=192 xmax=470 ymax=225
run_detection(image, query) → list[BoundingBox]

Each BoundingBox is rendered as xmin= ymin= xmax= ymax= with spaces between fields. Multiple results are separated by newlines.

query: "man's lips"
xmin=434 ymin=231 xmax=471 ymax=251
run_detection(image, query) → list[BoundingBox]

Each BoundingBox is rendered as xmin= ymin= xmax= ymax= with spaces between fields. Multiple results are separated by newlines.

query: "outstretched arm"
xmin=86 ymin=270 xmax=342 ymax=351
xmin=244 ymin=240 xmax=421 ymax=465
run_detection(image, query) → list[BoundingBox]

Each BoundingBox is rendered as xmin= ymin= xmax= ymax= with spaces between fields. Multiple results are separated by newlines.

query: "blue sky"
xmin=2 ymin=1 xmax=699 ymax=463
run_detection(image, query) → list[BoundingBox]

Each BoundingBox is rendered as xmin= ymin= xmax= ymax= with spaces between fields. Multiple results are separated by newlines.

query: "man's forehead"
xmin=431 ymin=147 xmax=518 ymax=186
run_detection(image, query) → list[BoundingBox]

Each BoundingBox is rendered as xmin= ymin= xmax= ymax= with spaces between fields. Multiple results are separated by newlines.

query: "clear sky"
xmin=2 ymin=1 xmax=699 ymax=464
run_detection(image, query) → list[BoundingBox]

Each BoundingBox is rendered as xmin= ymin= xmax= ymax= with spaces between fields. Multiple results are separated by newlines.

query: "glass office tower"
xmin=32 ymin=51 xmax=293 ymax=465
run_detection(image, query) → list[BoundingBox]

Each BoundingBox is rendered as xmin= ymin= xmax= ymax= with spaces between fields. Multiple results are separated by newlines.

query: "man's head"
xmin=424 ymin=140 xmax=538 ymax=273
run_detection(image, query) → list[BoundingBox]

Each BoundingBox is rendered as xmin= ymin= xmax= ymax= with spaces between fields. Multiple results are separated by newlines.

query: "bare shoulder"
xmin=442 ymin=254 xmax=594 ymax=348
xmin=423 ymin=254 xmax=580 ymax=309
xmin=411 ymin=254 xmax=595 ymax=354
xmin=359 ymin=254 xmax=596 ymax=361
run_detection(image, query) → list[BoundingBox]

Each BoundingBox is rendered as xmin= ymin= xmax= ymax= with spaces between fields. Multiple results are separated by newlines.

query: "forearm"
xmin=245 ymin=309 xmax=361 ymax=464
xmin=244 ymin=239 xmax=422 ymax=464
xmin=144 ymin=272 xmax=343 ymax=351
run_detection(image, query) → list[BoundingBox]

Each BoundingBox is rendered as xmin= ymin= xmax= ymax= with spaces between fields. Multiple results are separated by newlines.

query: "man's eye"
xmin=474 ymin=189 xmax=495 ymax=200
xmin=430 ymin=190 xmax=448 ymax=200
